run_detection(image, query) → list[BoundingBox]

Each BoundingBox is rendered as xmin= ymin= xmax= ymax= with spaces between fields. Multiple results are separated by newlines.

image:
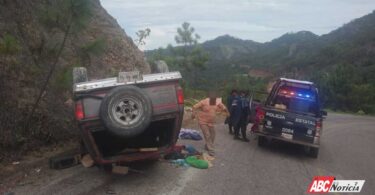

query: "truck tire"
xmin=153 ymin=60 xmax=169 ymax=73
xmin=258 ymin=136 xmax=267 ymax=147
xmin=100 ymin=85 xmax=152 ymax=138
xmin=73 ymin=67 xmax=88 ymax=84
xmin=308 ymin=147 xmax=319 ymax=158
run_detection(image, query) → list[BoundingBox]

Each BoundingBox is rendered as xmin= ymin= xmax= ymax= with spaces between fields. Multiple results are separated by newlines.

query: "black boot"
xmin=241 ymin=124 xmax=249 ymax=142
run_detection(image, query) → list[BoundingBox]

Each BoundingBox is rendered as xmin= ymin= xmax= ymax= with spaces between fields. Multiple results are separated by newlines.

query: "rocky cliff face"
xmin=0 ymin=0 xmax=150 ymax=158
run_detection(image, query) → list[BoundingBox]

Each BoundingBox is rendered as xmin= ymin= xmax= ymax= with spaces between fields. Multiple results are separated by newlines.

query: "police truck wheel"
xmin=308 ymin=147 xmax=319 ymax=158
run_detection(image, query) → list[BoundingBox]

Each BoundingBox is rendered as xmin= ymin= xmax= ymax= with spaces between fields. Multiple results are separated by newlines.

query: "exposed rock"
xmin=0 ymin=0 xmax=150 ymax=155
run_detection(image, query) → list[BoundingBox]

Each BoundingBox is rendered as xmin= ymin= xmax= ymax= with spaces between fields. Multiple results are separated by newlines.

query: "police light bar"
xmin=278 ymin=90 xmax=313 ymax=99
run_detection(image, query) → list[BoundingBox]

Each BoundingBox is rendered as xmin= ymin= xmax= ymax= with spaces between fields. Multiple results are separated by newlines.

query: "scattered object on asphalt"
xmin=81 ymin=154 xmax=94 ymax=168
xmin=170 ymin=159 xmax=190 ymax=167
xmin=184 ymin=145 xmax=201 ymax=156
xmin=11 ymin=162 xmax=20 ymax=165
xmin=35 ymin=168 xmax=41 ymax=173
xmin=49 ymin=152 xmax=81 ymax=170
xmin=139 ymin=147 xmax=158 ymax=152
xmin=164 ymin=151 xmax=185 ymax=160
xmin=112 ymin=165 xmax=129 ymax=175
xmin=185 ymin=156 xmax=209 ymax=169
xmin=128 ymin=168 xmax=145 ymax=174
xmin=179 ymin=128 xmax=203 ymax=140
xmin=202 ymin=153 xmax=215 ymax=161
xmin=201 ymin=153 xmax=215 ymax=168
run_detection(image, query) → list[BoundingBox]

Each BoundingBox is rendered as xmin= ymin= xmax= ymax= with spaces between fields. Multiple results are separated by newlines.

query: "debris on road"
xmin=179 ymin=128 xmax=203 ymax=140
xmin=112 ymin=165 xmax=129 ymax=175
xmin=170 ymin=159 xmax=190 ymax=167
xmin=81 ymin=154 xmax=94 ymax=168
xmin=185 ymin=156 xmax=209 ymax=169
xmin=49 ymin=151 xmax=81 ymax=170
xmin=184 ymin=145 xmax=201 ymax=155
xmin=34 ymin=168 xmax=41 ymax=173
xmin=201 ymin=153 xmax=214 ymax=168
xmin=164 ymin=151 xmax=185 ymax=160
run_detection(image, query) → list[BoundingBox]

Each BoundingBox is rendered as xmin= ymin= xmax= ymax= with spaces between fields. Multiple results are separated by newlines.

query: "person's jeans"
xmin=200 ymin=124 xmax=215 ymax=156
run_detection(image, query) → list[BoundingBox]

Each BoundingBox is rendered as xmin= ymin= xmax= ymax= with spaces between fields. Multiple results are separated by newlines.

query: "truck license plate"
xmin=282 ymin=133 xmax=293 ymax=139
xmin=281 ymin=127 xmax=293 ymax=139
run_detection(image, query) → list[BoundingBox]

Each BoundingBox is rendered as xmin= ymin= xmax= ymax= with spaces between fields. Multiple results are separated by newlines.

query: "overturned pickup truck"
xmin=72 ymin=68 xmax=184 ymax=165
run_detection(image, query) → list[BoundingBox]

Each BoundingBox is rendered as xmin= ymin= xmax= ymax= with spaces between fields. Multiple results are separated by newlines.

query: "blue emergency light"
xmin=279 ymin=89 xmax=313 ymax=99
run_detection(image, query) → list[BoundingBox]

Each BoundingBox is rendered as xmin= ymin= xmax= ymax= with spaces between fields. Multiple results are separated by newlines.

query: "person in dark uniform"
xmin=226 ymin=90 xmax=238 ymax=134
xmin=232 ymin=91 xmax=250 ymax=142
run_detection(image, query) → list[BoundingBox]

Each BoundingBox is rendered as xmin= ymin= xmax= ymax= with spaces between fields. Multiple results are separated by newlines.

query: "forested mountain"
xmin=147 ymin=10 xmax=375 ymax=113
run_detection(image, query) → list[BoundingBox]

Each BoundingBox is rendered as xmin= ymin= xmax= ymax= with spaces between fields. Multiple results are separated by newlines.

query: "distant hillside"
xmin=147 ymin=10 xmax=375 ymax=113
xmin=147 ymin=10 xmax=375 ymax=80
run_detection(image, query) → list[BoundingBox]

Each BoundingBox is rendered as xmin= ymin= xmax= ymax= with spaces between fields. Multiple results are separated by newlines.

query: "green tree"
xmin=173 ymin=22 xmax=208 ymax=89
xmin=175 ymin=22 xmax=200 ymax=46
xmin=134 ymin=28 xmax=151 ymax=47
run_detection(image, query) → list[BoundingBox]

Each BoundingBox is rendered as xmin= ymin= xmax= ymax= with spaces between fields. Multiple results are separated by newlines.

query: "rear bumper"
xmin=94 ymin=145 xmax=183 ymax=164
xmin=254 ymin=131 xmax=320 ymax=148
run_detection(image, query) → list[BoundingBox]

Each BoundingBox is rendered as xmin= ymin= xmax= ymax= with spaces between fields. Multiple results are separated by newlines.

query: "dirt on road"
xmin=1 ymin=113 xmax=374 ymax=195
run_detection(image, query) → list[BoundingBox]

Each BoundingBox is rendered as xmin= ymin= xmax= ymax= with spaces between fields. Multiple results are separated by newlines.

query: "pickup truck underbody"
xmin=73 ymin=71 xmax=184 ymax=165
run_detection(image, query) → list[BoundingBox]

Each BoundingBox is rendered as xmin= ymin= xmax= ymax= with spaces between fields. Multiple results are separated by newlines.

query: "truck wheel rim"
xmin=111 ymin=97 xmax=143 ymax=126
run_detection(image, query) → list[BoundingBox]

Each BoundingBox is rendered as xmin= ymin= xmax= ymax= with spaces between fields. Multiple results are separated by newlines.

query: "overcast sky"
xmin=100 ymin=0 xmax=375 ymax=50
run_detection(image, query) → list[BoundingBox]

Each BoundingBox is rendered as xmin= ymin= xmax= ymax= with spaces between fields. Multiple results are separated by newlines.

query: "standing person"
xmin=226 ymin=90 xmax=238 ymax=134
xmin=192 ymin=91 xmax=229 ymax=156
xmin=232 ymin=91 xmax=250 ymax=142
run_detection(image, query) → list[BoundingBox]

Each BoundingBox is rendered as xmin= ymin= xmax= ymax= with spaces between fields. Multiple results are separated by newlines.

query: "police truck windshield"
xmin=271 ymin=86 xmax=318 ymax=116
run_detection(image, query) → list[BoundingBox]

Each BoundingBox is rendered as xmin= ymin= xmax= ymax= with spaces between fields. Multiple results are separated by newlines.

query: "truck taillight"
xmin=75 ymin=101 xmax=84 ymax=120
xmin=257 ymin=107 xmax=265 ymax=120
xmin=315 ymin=120 xmax=322 ymax=137
xmin=176 ymin=87 xmax=184 ymax=104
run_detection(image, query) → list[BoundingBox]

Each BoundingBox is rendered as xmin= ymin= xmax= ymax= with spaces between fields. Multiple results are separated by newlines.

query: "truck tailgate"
xmin=263 ymin=108 xmax=317 ymax=143
xmin=143 ymin=83 xmax=178 ymax=115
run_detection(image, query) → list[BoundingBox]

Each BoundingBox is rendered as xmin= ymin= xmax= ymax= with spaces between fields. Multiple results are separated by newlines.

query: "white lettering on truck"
xmin=295 ymin=118 xmax=315 ymax=125
xmin=266 ymin=112 xmax=286 ymax=120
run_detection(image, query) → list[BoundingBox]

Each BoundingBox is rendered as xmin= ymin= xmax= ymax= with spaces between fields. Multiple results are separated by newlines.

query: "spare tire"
xmin=100 ymin=86 xmax=152 ymax=137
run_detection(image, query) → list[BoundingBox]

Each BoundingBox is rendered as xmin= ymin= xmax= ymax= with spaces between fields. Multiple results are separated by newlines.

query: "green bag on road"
xmin=185 ymin=156 xmax=209 ymax=169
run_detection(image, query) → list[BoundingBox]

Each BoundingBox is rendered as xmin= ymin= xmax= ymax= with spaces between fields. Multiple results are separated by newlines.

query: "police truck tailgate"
xmin=262 ymin=107 xmax=317 ymax=144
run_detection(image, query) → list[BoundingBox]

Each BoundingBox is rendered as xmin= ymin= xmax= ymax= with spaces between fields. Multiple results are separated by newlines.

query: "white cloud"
xmin=100 ymin=0 xmax=375 ymax=49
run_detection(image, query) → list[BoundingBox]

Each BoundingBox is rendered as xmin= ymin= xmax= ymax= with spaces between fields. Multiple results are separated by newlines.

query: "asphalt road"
xmin=6 ymin=113 xmax=375 ymax=195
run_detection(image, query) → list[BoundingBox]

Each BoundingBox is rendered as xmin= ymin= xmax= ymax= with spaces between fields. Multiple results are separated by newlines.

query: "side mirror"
xmin=321 ymin=110 xmax=327 ymax=116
